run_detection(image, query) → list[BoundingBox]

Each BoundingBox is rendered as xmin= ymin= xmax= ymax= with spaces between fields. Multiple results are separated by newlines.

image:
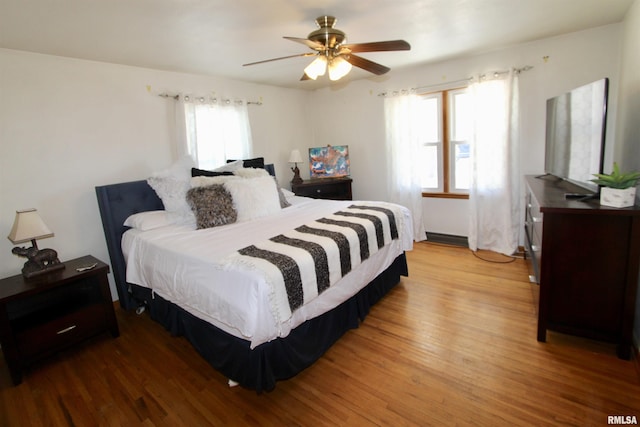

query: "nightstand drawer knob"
xmin=56 ymin=325 xmax=77 ymax=335
xmin=316 ymin=189 xmax=321 ymax=193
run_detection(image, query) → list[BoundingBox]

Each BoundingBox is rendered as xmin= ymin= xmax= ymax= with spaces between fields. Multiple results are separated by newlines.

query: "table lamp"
xmin=8 ymin=208 xmax=64 ymax=278
xmin=289 ymin=149 xmax=304 ymax=185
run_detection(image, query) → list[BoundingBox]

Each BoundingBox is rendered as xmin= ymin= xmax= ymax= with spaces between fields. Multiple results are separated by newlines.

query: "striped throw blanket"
xmin=219 ymin=203 xmax=403 ymax=324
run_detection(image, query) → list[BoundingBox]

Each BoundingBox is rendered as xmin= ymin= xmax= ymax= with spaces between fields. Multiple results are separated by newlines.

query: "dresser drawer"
xmin=297 ymin=182 xmax=342 ymax=198
xmin=14 ymin=304 xmax=107 ymax=360
xmin=292 ymin=178 xmax=352 ymax=200
xmin=526 ymin=195 xmax=543 ymax=249
xmin=524 ymin=189 xmax=543 ymax=283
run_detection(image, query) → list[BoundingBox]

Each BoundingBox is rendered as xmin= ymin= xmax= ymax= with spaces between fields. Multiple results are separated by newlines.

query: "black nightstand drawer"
xmin=292 ymin=178 xmax=353 ymax=200
xmin=7 ymin=277 xmax=102 ymax=323
xmin=14 ymin=304 xmax=107 ymax=360
xmin=295 ymin=182 xmax=345 ymax=198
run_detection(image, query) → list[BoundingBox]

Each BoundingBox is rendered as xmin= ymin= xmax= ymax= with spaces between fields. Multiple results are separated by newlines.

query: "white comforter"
xmin=122 ymin=196 xmax=413 ymax=348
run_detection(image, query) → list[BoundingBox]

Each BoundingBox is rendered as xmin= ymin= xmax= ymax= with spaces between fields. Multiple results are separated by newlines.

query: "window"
xmin=418 ymin=88 xmax=470 ymax=197
xmin=183 ymin=98 xmax=252 ymax=170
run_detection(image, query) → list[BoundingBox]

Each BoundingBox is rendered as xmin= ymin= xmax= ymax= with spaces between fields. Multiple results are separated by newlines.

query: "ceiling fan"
xmin=243 ymin=16 xmax=411 ymax=81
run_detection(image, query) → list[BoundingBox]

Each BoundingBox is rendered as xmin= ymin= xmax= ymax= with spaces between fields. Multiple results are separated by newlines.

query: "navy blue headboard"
xmin=95 ymin=180 xmax=163 ymax=309
xmin=95 ymin=164 xmax=276 ymax=310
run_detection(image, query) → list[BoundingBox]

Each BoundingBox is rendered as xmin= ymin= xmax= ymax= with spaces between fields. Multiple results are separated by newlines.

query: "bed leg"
xmin=228 ymin=379 xmax=239 ymax=387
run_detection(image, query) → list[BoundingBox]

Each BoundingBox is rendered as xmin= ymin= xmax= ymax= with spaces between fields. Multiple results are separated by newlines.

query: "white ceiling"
xmin=0 ymin=0 xmax=634 ymax=90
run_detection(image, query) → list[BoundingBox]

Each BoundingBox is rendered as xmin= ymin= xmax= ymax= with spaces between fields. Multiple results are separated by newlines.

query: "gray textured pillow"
xmin=274 ymin=178 xmax=291 ymax=208
xmin=186 ymin=185 xmax=237 ymax=229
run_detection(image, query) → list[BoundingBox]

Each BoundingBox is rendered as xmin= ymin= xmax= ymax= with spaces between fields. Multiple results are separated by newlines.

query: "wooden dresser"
xmin=524 ymin=175 xmax=640 ymax=359
xmin=292 ymin=177 xmax=353 ymax=200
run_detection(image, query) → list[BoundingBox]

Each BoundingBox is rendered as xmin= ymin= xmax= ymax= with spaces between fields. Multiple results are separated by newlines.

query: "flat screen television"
xmin=544 ymin=77 xmax=609 ymax=194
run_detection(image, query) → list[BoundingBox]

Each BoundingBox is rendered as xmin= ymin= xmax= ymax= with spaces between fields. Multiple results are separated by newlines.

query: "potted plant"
xmin=591 ymin=162 xmax=640 ymax=208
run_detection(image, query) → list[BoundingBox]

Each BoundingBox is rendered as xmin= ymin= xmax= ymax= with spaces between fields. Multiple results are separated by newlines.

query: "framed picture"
xmin=309 ymin=145 xmax=350 ymax=178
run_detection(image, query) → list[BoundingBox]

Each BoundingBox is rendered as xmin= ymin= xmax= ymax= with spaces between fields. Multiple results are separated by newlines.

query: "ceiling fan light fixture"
xmin=304 ymin=56 xmax=327 ymax=80
xmin=328 ymin=56 xmax=352 ymax=81
xmin=244 ymin=15 xmax=410 ymax=82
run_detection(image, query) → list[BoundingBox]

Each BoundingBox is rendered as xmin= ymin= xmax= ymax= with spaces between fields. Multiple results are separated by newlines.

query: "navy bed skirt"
xmin=129 ymin=252 xmax=408 ymax=392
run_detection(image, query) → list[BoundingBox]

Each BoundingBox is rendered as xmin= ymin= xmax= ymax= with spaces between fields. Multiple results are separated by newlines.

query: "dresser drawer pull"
xmin=316 ymin=189 xmax=321 ymax=193
xmin=56 ymin=325 xmax=77 ymax=335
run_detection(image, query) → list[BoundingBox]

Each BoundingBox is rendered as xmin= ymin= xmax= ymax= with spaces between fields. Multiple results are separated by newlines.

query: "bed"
xmin=95 ymin=160 xmax=412 ymax=392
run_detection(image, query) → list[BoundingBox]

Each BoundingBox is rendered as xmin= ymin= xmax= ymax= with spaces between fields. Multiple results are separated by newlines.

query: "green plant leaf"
xmin=590 ymin=162 xmax=640 ymax=189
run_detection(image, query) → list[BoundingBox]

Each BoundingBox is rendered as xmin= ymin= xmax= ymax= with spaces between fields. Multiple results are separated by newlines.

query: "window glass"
xmin=454 ymin=143 xmax=470 ymax=190
xmin=418 ymin=94 xmax=443 ymax=192
xmin=449 ymin=90 xmax=471 ymax=193
xmin=452 ymin=92 xmax=471 ymax=141
xmin=418 ymin=97 xmax=440 ymax=143
xmin=418 ymin=88 xmax=470 ymax=196
xmin=420 ymin=144 xmax=440 ymax=189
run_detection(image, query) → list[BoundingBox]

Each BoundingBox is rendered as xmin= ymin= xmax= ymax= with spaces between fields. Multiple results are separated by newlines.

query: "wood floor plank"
xmin=1 ymin=241 xmax=638 ymax=426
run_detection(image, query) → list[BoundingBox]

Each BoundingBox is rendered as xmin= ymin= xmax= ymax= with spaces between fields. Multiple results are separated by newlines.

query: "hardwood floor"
xmin=1 ymin=242 xmax=639 ymax=426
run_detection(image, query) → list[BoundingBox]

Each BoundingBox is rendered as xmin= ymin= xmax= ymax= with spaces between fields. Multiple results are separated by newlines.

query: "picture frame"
xmin=308 ymin=145 xmax=350 ymax=178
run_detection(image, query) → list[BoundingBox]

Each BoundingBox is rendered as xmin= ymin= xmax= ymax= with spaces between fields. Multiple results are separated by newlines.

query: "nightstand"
xmin=291 ymin=177 xmax=353 ymax=200
xmin=0 ymin=255 xmax=119 ymax=385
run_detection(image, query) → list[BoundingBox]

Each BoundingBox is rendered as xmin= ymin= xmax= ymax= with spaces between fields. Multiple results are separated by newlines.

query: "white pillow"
xmin=280 ymin=188 xmax=295 ymax=198
xmin=191 ymin=175 xmax=240 ymax=188
xmin=223 ymin=176 xmax=282 ymax=222
xmin=124 ymin=211 xmax=173 ymax=231
xmin=147 ymin=156 xmax=195 ymax=225
xmin=234 ymin=167 xmax=269 ymax=179
xmin=212 ymin=160 xmax=244 ymax=172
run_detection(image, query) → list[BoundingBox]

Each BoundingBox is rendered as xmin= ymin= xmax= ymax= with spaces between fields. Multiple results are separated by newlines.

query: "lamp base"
xmin=11 ymin=246 xmax=65 ymax=279
xmin=22 ymin=261 xmax=65 ymax=279
xmin=291 ymin=165 xmax=303 ymax=185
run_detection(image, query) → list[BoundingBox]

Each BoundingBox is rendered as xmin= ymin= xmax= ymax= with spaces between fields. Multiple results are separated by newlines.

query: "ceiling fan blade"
xmin=342 ymin=40 xmax=411 ymax=53
xmin=243 ymin=52 xmax=315 ymax=67
xmin=283 ymin=36 xmax=326 ymax=51
xmin=344 ymin=54 xmax=390 ymax=75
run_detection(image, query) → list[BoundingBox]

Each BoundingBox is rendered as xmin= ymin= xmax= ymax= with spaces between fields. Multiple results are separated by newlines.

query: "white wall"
xmin=0 ymin=48 xmax=310 ymax=298
xmin=617 ymin=1 xmax=640 ymax=179
xmin=0 ymin=21 xmax=631 ymax=304
xmin=305 ymin=24 xmax=623 ymax=238
xmin=616 ymin=0 xmax=640 ymax=348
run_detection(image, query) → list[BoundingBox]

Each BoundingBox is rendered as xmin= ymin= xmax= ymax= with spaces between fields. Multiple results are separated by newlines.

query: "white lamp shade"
xmin=328 ymin=56 xmax=353 ymax=81
xmin=304 ymin=56 xmax=327 ymax=80
xmin=7 ymin=209 xmax=54 ymax=244
xmin=289 ymin=149 xmax=304 ymax=164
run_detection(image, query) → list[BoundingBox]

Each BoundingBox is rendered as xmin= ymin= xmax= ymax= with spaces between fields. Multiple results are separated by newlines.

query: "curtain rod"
xmin=158 ymin=93 xmax=263 ymax=106
xmin=378 ymin=65 xmax=533 ymax=97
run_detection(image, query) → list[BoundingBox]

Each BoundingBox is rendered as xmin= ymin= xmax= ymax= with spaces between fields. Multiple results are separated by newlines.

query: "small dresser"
xmin=0 ymin=255 xmax=119 ymax=384
xmin=292 ymin=177 xmax=353 ymax=200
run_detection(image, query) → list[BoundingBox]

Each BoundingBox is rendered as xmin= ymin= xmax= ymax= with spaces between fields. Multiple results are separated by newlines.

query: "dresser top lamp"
xmin=289 ymin=149 xmax=304 ymax=185
xmin=7 ymin=208 xmax=64 ymax=278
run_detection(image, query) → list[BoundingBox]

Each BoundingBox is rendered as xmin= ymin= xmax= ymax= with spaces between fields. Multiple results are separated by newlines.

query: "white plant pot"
xmin=599 ymin=187 xmax=636 ymax=208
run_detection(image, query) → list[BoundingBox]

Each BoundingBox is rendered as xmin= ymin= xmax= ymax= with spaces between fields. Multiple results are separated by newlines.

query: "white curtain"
xmin=177 ymin=96 xmax=253 ymax=170
xmin=384 ymin=93 xmax=426 ymax=242
xmin=468 ymin=69 xmax=520 ymax=255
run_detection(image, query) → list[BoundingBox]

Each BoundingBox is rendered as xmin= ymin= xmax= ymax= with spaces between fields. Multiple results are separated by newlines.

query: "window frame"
xmin=420 ymin=86 xmax=470 ymax=199
xmin=418 ymin=92 xmax=444 ymax=193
